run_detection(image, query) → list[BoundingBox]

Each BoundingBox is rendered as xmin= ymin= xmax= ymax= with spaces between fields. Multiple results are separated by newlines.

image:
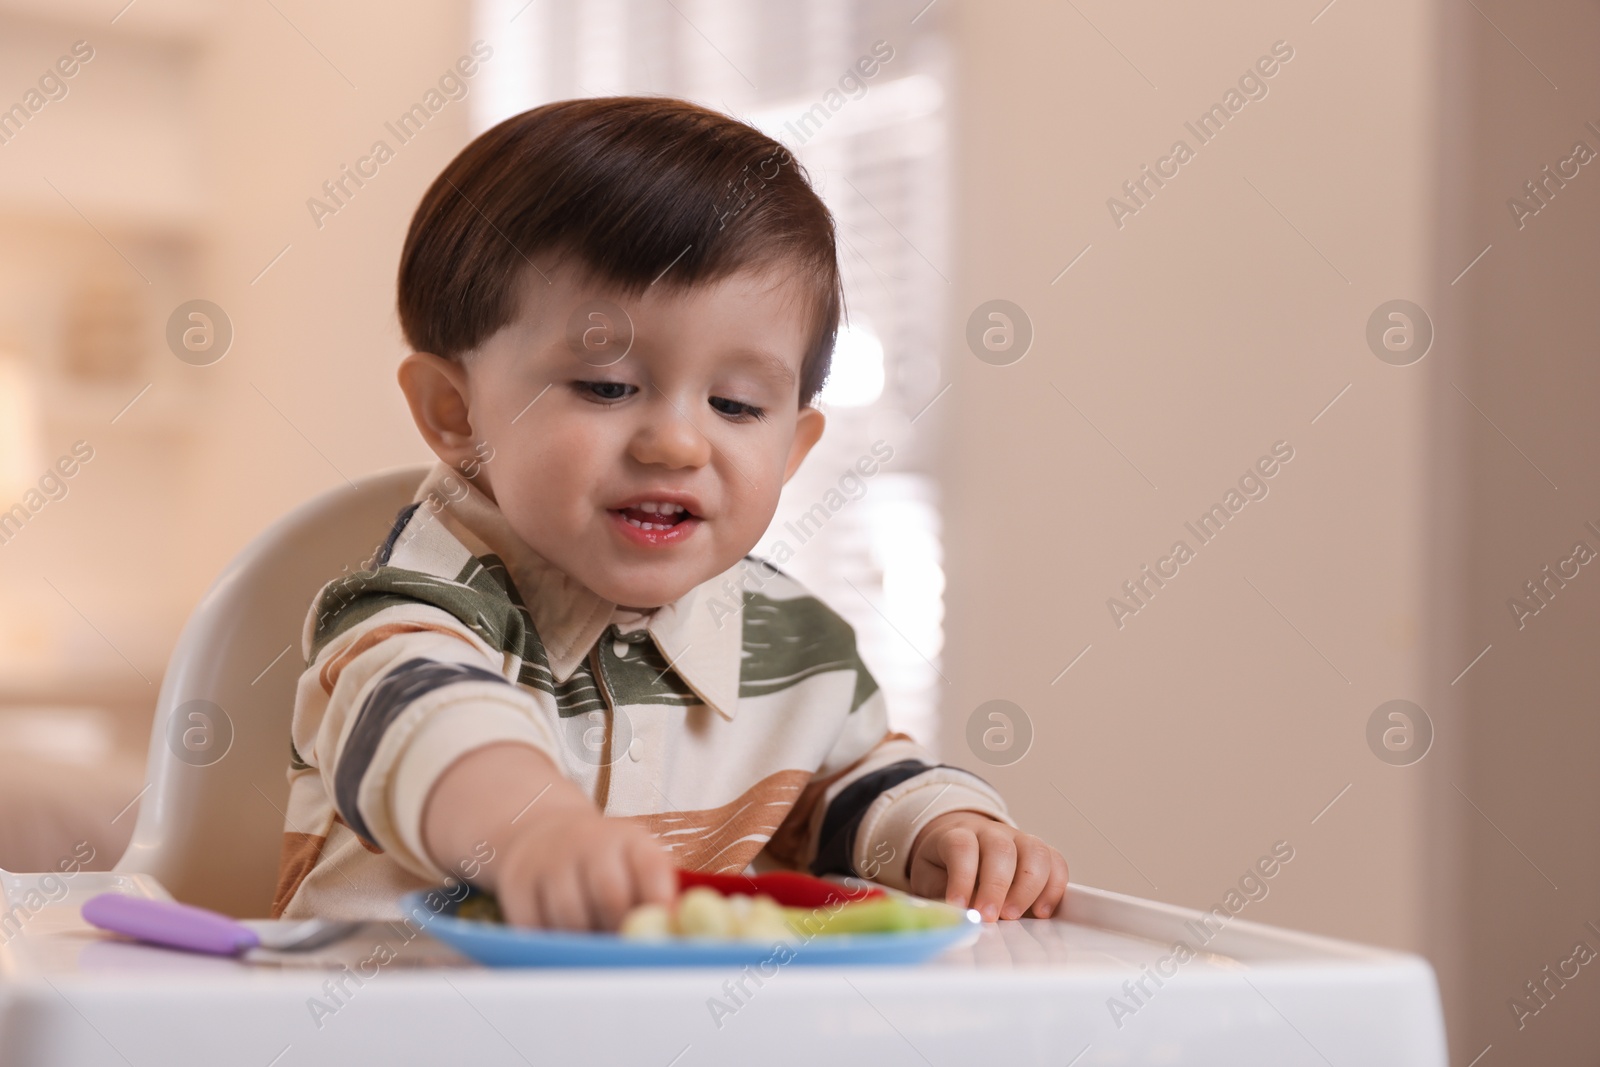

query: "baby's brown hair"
xmin=398 ymin=96 xmax=843 ymax=405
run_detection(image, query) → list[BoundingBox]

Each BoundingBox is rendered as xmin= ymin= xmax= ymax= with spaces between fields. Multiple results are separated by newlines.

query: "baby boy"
xmin=273 ymin=96 xmax=1067 ymax=930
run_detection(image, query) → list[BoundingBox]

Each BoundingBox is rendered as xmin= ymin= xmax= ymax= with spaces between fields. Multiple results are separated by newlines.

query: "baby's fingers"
xmin=999 ymin=834 xmax=1052 ymax=920
xmin=499 ymin=883 xmax=543 ymax=929
xmin=581 ymin=846 xmax=635 ymax=931
xmin=538 ymin=864 xmax=595 ymax=931
xmin=969 ymin=825 xmax=1018 ymax=922
xmin=627 ymin=834 xmax=678 ymax=906
xmin=1028 ymin=848 xmax=1070 ymax=919
xmin=935 ymin=826 xmax=981 ymax=908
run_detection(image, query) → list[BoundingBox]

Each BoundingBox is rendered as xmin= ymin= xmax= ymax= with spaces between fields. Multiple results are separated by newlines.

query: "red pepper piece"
xmin=676 ymin=869 xmax=884 ymax=909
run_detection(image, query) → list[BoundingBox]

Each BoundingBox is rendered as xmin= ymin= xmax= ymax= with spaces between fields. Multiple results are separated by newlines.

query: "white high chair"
xmin=111 ymin=466 xmax=427 ymax=917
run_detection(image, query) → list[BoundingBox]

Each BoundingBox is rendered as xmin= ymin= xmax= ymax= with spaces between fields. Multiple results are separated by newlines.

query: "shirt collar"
xmin=410 ymin=461 xmax=744 ymax=720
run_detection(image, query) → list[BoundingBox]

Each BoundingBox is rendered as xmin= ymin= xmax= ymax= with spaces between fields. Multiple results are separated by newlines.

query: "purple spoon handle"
xmin=82 ymin=893 xmax=259 ymax=956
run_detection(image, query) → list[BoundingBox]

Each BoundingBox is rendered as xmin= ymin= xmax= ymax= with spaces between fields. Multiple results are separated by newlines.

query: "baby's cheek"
xmin=498 ymin=494 xmax=574 ymax=558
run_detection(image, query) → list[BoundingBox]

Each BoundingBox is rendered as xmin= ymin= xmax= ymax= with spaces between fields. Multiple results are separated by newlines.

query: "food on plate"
xmin=675 ymin=868 xmax=882 ymax=908
xmin=455 ymin=892 xmax=505 ymax=924
xmin=621 ymin=886 xmax=793 ymax=941
xmin=617 ymin=886 xmax=964 ymax=941
xmin=447 ymin=869 xmax=966 ymax=940
xmin=786 ymin=896 xmax=960 ymax=936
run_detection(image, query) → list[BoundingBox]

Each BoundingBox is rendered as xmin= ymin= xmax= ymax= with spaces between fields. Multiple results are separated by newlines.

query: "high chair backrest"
xmin=113 ymin=466 xmax=427 ymax=917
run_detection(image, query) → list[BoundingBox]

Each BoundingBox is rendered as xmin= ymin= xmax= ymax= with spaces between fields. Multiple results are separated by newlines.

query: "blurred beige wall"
xmin=0 ymin=1 xmax=467 ymax=690
xmin=190 ymin=3 xmax=472 ymax=582
xmin=945 ymin=0 xmax=1433 ymax=944
xmin=943 ymin=0 xmax=1600 ymax=1061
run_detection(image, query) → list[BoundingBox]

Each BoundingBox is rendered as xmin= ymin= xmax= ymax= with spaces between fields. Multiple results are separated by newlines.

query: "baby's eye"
xmin=575 ymin=380 xmax=636 ymax=403
xmin=709 ymin=396 xmax=767 ymax=422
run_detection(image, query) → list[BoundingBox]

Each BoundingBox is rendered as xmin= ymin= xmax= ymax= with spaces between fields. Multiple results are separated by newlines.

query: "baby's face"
xmin=434 ymin=263 xmax=823 ymax=609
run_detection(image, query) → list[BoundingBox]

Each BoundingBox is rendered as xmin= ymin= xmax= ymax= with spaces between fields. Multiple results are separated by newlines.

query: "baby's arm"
xmin=421 ymin=742 xmax=675 ymax=930
xmin=769 ymin=687 xmax=1068 ymax=921
xmin=296 ymin=589 xmax=671 ymax=931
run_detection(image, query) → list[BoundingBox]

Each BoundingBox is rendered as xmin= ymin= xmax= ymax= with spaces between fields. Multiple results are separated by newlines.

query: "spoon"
xmin=82 ymin=893 xmax=364 ymax=958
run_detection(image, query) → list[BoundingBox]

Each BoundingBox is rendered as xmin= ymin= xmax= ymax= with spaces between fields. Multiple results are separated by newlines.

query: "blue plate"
xmin=399 ymin=890 xmax=981 ymax=968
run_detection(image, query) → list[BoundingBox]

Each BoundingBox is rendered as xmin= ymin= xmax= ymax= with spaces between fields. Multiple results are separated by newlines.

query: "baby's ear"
xmin=398 ymin=352 xmax=480 ymax=467
xmin=782 ymin=405 xmax=826 ymax=484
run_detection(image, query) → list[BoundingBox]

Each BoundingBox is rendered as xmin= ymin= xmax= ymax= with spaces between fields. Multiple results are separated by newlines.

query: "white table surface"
xmin=0 ymin=870 xmax=1448 ymax=1066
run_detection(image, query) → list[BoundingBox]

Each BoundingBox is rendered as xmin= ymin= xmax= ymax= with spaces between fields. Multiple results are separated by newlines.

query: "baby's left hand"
xmin=908 ymin=812 xmax=1068 ymax=922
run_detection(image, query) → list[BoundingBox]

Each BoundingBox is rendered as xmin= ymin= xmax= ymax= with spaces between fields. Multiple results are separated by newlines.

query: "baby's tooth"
xmin=640 ymin=502 xmax=660 ymax=514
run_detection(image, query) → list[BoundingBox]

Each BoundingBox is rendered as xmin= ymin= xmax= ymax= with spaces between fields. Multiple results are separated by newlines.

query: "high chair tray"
xmin=0 ymin=871 xmax=1447 ymax=1066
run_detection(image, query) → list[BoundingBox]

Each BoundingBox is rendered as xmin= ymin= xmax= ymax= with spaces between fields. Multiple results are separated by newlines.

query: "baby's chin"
xmin=579 ymin=566 xmax=713 ymax=612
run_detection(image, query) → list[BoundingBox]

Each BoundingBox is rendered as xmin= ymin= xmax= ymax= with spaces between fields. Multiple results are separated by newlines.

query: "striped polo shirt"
xmin=272 ymin=461 xmax=1012 ymax=920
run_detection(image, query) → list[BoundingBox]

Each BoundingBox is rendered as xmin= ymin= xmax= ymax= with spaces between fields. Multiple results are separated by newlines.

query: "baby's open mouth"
xmin=612 ymin=502 xmax=695 ymax=531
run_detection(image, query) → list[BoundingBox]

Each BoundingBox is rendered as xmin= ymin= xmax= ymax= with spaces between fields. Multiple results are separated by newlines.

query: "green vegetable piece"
xmin=455 ymin=892 xmax=505 ymax=924
xmin=784 ymin=896 xmax=961 ymax=936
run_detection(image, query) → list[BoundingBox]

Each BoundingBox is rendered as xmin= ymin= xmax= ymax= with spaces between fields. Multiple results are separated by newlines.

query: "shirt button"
xmin=628 ymin=737 xmax=643 ymax=762
xmin=612 ymin=638 xmax=629 ymax=659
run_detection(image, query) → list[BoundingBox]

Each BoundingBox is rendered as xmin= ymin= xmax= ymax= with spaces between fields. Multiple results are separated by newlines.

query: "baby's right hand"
xmin=494 ymin=800 xmax=677 ymax=931
xmin=422 ymin=742 xmax=677 ymax=932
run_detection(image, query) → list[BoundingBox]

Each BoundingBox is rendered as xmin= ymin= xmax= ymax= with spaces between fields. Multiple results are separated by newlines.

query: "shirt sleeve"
xmin=767 ymin=685 xmax=1015 ymax=893
xmin=290 ymin=600 xmax=562 ymax=882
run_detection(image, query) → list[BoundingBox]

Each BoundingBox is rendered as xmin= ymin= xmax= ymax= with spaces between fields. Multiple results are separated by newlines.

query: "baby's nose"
xmin=629 ymin=402 xmax=712 ymax=468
